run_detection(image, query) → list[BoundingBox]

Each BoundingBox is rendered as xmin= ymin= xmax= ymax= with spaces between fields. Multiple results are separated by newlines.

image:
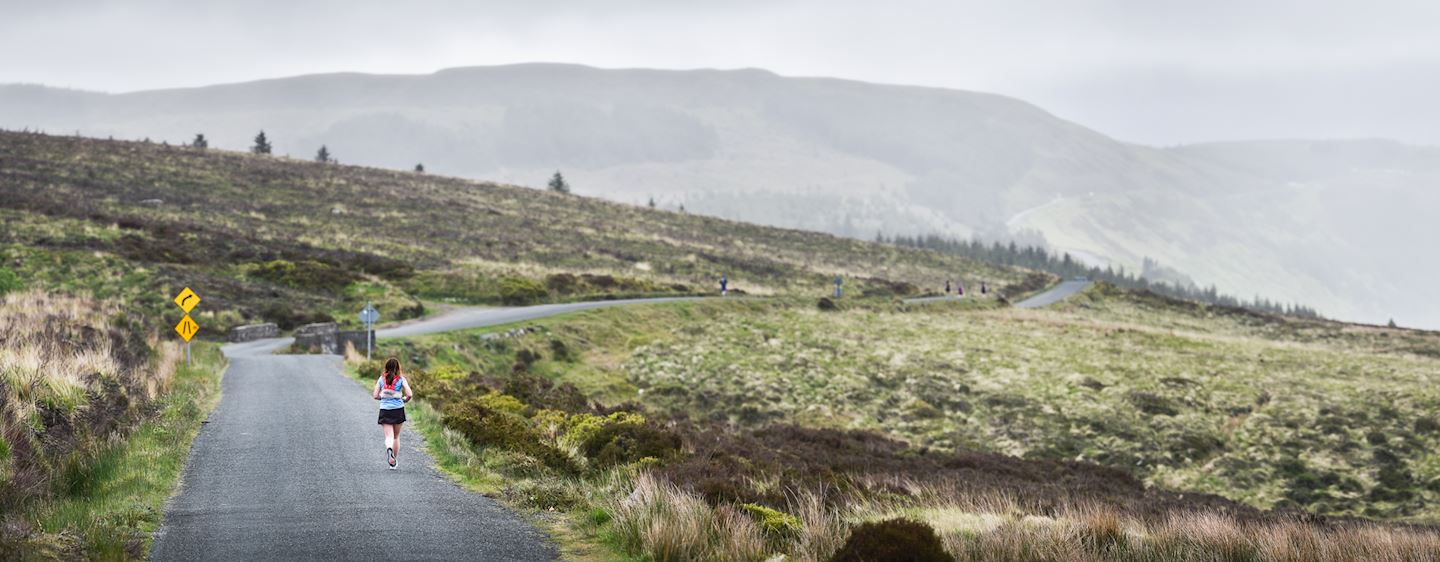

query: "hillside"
xmin=3 ymin=64 xmax=1436 ymax=328
xmin=0 ymin=130 xmax=1022 ymax=334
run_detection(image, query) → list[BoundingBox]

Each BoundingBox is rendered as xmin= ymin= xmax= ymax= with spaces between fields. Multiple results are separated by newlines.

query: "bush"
xmin=817 ymin=297 xmax=839 ymax=311
xmin=248 ymin=259 xmax=360 ymax=291
xmin=580 ymin=420 xmax=682 ymax=468
xmin=829 ymin=518 xmax=954 ymax=562
xmin=260 ymin=303 xmax=335 ymax=331
xmin=443 ymin=396 xmax=575 ymax=473
xmin=0 ymin=266 xmax=21 ymax=295
xmin=499 ymin=277 xmax=549 ymax=305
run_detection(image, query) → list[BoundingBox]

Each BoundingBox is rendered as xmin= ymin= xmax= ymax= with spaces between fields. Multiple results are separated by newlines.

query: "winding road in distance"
xmin=903 ymin=279 xmax=1093 ymax=308
xmin=152 ymin=297 xmax=699 ymax=562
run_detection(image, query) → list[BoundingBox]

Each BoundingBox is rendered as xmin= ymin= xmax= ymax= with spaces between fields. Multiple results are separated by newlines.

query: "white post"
xmin=186 ymin=342 xmax=192 ymax=367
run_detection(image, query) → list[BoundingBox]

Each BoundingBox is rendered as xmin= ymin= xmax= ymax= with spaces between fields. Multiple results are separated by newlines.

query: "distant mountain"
xmin=3 ymin=64 xmax=1436 ymax=327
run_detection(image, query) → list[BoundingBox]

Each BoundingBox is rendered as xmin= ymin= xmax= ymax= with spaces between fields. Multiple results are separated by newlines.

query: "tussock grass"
xmin=0 ymin=291 xmax=226 ymax=560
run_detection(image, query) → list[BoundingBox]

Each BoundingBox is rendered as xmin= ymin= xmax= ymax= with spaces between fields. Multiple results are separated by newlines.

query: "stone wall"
xmin=292 ymin=322 xmax=374 ymax=355
xmin=229 ymin=323 xmax=280 ymax=342
xmin=293 ymin=322 xmax=339 ymax=354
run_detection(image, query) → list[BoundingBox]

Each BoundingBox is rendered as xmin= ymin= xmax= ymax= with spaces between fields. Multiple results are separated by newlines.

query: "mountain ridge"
xmin=2 ymin=63 xmax=1435 ymax=328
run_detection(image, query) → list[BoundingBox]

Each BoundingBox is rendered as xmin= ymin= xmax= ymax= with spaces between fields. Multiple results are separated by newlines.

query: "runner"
xmin=956 ymin=280 xmax=965 ymax=297
xmin=945 ymin=279 xmax=952 ymax=294
xmin=372 ymin=357 xmax=413 ymax=470
xmin=720 ymin=275 xmax=729 ymax=296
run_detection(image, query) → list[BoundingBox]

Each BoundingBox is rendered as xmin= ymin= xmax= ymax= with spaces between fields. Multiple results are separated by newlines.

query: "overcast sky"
xmin=3 ymin=0 xmax=1438 ymax=145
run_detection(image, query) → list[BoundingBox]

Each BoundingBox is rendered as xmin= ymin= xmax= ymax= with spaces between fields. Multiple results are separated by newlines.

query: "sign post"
xmin=173 ymin=287 xmax=201 ymax=367
xmin=358 ymin=302 xmax=379 ymax=360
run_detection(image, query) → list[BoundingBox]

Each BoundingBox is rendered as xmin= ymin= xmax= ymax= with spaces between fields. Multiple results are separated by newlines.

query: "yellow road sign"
xmin=174 ymin=287 xmax=201 ymax=313
xmin=175 ymin=314 xmax=199 ymax=342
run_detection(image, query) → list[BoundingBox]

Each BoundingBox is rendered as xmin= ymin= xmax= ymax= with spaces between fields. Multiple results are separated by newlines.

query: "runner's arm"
xmin=372 ymin=377 xmax=382 ymax=400
xmin=402 ymin=380 xmax=414 ymax=403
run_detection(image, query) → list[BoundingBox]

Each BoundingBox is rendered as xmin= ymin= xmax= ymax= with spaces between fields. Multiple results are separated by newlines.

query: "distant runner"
xmin=945 ymin=279 xmax=952 ymax=294
xmin=980 ymin=282 xmax=987 ymax=295
xmin=372 ymin=357 xmax=414 ymax=470
xmin=720 ymin=275 xmax=729 ymax=296
xmin=956 ymin=280 xmax=965 ymax=297
xmin=834 ymin=275 xmax=843 ymax=298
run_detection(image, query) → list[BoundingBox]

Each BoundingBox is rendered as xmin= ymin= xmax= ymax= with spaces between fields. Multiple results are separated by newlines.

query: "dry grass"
xmin=604 ymin=471 xmax=1440 ymax=561
xmin=0 ymin=290 xmax=178 ymax=502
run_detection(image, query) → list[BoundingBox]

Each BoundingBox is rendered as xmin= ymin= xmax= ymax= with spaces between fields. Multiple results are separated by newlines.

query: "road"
xmin=902 ymin=280 xmax=1092 ymax=308
xmin=1015 ymin=279 xmax=1092 ymax=308
xmin=152 ymin=297 xmax=701 ymax=561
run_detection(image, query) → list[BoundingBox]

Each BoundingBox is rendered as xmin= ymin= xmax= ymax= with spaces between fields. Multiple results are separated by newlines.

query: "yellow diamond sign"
xmin=175 ymin=314 xmax=199 ymax=342
xmin=174 ymin=287 xmax=201 ymax=313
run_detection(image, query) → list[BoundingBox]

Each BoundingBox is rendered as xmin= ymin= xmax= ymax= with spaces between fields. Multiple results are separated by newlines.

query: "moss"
xmin=498 ymin=277 xmax=549 ymax=305
xmin=739 ymin=503 xmax=802 ymax=538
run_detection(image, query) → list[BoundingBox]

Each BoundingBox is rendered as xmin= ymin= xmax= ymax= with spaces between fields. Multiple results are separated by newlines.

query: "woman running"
xmin=372 ymin=357 xmax=413 ymax=470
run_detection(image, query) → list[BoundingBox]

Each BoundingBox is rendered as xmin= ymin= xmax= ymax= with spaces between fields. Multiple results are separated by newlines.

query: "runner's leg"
xmin=389 ymin=423 xmax=402 ymax=461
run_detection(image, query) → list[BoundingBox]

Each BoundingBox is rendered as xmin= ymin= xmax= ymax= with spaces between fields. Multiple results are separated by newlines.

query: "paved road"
xmin=152 ymin=298 xmax=703 ymax=561
xmin=902 ymin=280 xmax=1092 ymax=309
xmin=1015 ymin=280 xmax=1093 ymax=308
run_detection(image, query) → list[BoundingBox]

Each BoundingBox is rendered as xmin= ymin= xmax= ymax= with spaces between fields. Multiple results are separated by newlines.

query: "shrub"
xmin=817 ymin=297 xmax=839 ymax=311
xmin=443 ymin=396 xmax=574 ymax=473
xmin=499 ymin=277 xmax=548 ymax=305
xmin=248 ymin=259 xmax=360 ymax=291
xmin=830 ymin=518 xmax=953 ymax=562
xmin=580 ymin=420 xmax=682 ymax=468
xmin=0 ymin=266 xmax=21 ymax=295
xmin=260 ymin=303 xmax=335 ymax=331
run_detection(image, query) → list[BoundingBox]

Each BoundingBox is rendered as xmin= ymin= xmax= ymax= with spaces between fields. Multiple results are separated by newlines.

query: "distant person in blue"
xmin=372 ymin=357 xmax=414 ymax=470
xmin=834 ymin=275 xmax=843 ymax=298
xmin=720 ymin=275 xmax=729 ymax=296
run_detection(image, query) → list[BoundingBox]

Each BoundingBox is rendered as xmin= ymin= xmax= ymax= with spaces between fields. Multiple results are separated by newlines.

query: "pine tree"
xmin=414 ymin=163 xmax=425 ymax=173
xmin=547 ymin=171 xmax=570 ymax=194
xmin=252 ymin=131 xmax=272 ymax=155
xmin=1388 ymin=318 xmax=1398 ymax=328
xmin=192 ymin=133 xmax=208 ymax=149
xmin=315 ymin=145 xmax=331 ymax=163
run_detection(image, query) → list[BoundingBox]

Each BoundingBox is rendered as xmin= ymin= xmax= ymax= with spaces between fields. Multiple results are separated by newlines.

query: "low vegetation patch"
xmin=0 ymin=291 xmax=226 ymax=559
xmin=369 ymin=293 xmax=1440 ymax=560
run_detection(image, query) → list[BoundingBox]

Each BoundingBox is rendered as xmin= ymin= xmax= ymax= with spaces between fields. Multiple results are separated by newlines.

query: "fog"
xmin=3 ymin=0 xmax=1439 ymax=145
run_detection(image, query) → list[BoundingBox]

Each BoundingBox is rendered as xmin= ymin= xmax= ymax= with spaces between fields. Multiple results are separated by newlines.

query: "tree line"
xmin=880 ymin=233 xmax=1323 ymax=319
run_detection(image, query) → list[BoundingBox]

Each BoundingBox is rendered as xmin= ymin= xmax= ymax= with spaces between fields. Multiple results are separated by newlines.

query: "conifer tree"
xmin=252 ymin=130 xmax=272 ymax=155
xmin=547 ymin=171 xmax=570 ymax=194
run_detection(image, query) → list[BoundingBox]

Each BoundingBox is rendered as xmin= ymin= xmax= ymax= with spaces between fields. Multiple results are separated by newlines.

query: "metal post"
xmin=366 ymin=320 xmax=373 ymax=360
xmin=186 ymin=342 xmax=192 ymax=367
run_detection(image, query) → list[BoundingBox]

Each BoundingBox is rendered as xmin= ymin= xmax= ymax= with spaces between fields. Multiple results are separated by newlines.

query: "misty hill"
xmin=3 ymin=64 xmax=1437 ymax=327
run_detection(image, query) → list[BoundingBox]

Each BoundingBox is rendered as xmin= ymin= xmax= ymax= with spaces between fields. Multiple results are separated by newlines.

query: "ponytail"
xmin=383 ymin=357 xmax=400 ymax=387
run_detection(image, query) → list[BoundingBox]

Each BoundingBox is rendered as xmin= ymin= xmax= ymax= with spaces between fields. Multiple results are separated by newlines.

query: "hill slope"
xmin=3 ymin=64 xmax=1437 ymax=327
xmin=0 ymin=131 xmax=1022 ymax=334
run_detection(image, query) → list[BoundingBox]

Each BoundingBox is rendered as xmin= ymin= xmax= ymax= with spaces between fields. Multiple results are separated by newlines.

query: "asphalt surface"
xmin=1014 ymin=279 xmax=1093 ymax=309
xmin=152 ymin=299 xmax=716 ymax=561
xmin=902 ymin=280 xmax=1093 ymax=308
xmin=150 ymin=350 xmax=557 ymax=561
xmin=376 ymin=296 xmax=703 ymax=339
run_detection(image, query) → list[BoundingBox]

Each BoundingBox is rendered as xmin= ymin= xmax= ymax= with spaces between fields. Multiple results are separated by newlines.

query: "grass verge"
xmin=4 ymin=342 xmax=225 ymax=561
